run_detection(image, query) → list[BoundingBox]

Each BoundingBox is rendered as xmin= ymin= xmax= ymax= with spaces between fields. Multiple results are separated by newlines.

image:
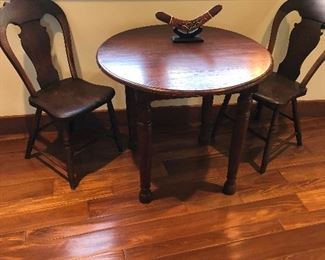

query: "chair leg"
xmin=292 ymin=99 xmax=302 ymax=146
xmin=107 ymin=101 xmax=123 ymax=152
xmin=254 ymin=101 xmax=263 ymax=121
xmin=211 ymin=94 xmax=231 ymax=139
xmin=25 ymin=108 xmax=42 ymax=159
xmin=260 ymin=108 xmax=279 ymax=174
xmin=61 ymin=122 xmax=77 ymax=189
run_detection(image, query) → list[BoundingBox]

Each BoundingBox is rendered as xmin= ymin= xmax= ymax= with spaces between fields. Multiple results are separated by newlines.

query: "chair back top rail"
xmin=0 ymin=0 xmax=77 ymax=96
xmin=267 ymin=0 xmax=325 ymax=84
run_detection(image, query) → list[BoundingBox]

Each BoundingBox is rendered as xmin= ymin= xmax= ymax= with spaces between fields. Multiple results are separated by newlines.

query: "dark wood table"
xmin=97 ymin=25 xmax=273 ymax=203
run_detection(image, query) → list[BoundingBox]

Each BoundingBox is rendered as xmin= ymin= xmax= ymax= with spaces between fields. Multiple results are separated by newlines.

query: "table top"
xmin=97 ymin=25 xmax=273 ymax=97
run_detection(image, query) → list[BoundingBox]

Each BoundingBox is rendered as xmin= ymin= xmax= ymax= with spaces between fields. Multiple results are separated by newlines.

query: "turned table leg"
xmin=223 ymin=92 xmax=252 ymax=195
xmin=136 ymin=91 xmax=153 ymax=203
xmin=125 ymin=86 xmax=138 ymax=150
xmin=199 ymin=95 xmax=214 ymax=145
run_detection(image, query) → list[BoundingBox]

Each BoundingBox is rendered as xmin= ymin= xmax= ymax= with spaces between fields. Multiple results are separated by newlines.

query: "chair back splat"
xmin=0 ymin=0 xmax=77 ymax=96
xmin=268 ymin=0 xmax=325 ymax=81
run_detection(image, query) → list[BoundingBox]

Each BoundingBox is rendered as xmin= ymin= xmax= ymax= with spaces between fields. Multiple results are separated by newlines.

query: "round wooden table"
xmin=97 ymin=25 xmax=273 ymax=203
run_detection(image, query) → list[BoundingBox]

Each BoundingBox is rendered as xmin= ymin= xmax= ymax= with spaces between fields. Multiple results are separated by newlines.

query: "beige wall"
xmin=0 ymin=0 xmax=324 ymax=116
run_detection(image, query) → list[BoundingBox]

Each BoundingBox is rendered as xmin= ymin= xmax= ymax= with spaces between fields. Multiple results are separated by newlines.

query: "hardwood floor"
xmin=0 ymin=116 xmax=325 ymax=259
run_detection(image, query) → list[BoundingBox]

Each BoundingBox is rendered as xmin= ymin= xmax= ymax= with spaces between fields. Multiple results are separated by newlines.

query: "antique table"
xmin=97 ymin=25 xmax=273 ymax=203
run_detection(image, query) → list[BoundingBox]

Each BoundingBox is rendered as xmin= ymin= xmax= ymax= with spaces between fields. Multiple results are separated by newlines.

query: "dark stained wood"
xmin=1 ymin=101 xmax=325 ymax=136
xmin=198 ymin=95 xmax=214 ymax=145
xmin=97 ymin=25 xmax=272 ymax=97
xmin=213 ymin=0 xmax=325 ymax=173
xmin=268 ymin=0 xmax=325 ymax=54
xmin=0 ymin=0 xmax=122 ymax=189
xmin=97 ymin=25 xmax=273 ymax=202
xmin=223 ymin=91 xmax=253 ymax=195
xmin=19 ymin=21 xmax=59 ymax=87
xmin=0 ymin=117 xmax=325 ymax=258
xmin=125 ymin=86 xmax=138 ymax=150
xmin=277 ymin=19 xmax=323 ymax=81
xmin=136 ymin=91 xmax=154 ymax=203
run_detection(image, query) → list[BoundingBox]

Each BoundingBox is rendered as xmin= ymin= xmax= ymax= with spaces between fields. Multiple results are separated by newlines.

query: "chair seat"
xmin=253 ymin=73 xmax=307 ymax=105
xmin=29 ymin=78 xmax=115 ymax=119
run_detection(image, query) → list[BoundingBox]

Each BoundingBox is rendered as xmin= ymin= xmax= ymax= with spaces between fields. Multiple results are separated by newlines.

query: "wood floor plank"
xmin=297 ymin=187 xmax=325 ymax=211
xmin=238 ymin=170 xmax=294 ymax=203
xmin=0 ymin=179 xmax=113 ymax=218
xmin=279 ymin=209 xmax=325 ymax=230
xmin=269 ymin=247 xmax=325 ymax=260
xmin=0 ymin=152 xmax=55 ymax=186
xmin=23 ymin=195 xmax=303 ymax=250
xmin=157 ymin=223 xmax=325 ymax=260
xmin=3 ymin=196 xmax=305 ymax=259
xmin=0 ymin=178 xmax=54 ymax=203
xmin=0 ymin=117 xmax=324 ymax=259
xmin=124 ymin=220 xmax=283 ymax=259
xmin=27 ymin=189 xmax=243 ymax=242
xmin=0 ymin=190 xmax=110 ymax=219
xmin=281 ymin=161 xmax=325 ymax=182
xmin=0 ymin=135 xmax=27 ymax=154
xmin=238 ymin=162 xmax=325 ymax=204
xmin=108 ymin=163 xmax=169 ymax=196
xmin=164 ymin=153 xmax=250 ymax=179
xmin=90 ymin=184 xmax=242 ymax=218
xmin=0 ymin=202 xmax=88 ymax=235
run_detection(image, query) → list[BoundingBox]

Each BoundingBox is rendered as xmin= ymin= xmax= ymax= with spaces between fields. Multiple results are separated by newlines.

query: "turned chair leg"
xmin=107 ymin=101 xmax=123 ymax=152
xmin=254 ymin=101 xmax=263 ymax=121
xmin=25 ymin=108 xmax=42 ymax=159
xmin=61 ymin=122 xmax=77 ymax=189
xmin=260 ymin=108 xmax=279 ymax=174
xmin=211 ymin=94 xmax=231 ymax=139
xmin=292 ymin=99 xmax=303 ymax=146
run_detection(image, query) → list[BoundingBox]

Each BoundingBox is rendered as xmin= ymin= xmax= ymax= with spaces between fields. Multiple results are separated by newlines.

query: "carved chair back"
xmin=268 ymin=0 xmax=324 ymax=87
xmin=0 ymin=0 xmax=77 ymax=97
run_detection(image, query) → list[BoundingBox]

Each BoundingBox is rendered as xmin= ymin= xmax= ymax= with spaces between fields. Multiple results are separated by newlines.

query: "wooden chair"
xmin=0 ymin=0 xmax=123 ymax=188
xmin=211 ymin=0 xmax=325 ymax=173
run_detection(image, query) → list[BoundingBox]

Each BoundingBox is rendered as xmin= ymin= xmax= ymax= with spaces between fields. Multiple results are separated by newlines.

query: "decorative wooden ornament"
xmin=155 ymin=4 xmax=223 ymax=43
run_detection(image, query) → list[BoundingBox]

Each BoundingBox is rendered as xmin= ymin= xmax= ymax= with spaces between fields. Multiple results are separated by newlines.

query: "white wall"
xmin=0 ymin=0 xmax=324 ymax=116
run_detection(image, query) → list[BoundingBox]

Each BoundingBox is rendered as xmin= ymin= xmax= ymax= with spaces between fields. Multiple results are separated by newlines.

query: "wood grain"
xmin=279 ymin=209 xmax=325 ymax=230
xmin=158 ymin=223 xmax=325 ymax=260
xmin=270 ymin=247 xmax=325 ymax=260
xmin=97 ymin=25 xmax=272 ymax=97
xmin=0 ymin=116 xmax=325 ymax=258
xmin=124 ymin=220 xmax=283 ymax=259
xmin=0 ymin=179 xmax=54 ymax=203
xmin=0 ymin=202 xmax=88 ymax=235
xmin=297 ymin=187 xmax=325 ymax=211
